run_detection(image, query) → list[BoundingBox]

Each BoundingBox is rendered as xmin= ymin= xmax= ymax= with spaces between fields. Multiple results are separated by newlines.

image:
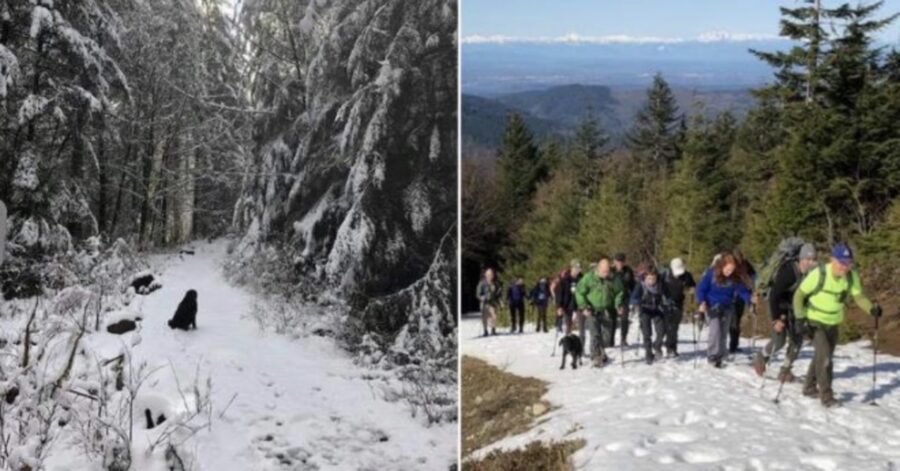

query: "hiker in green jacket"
xmin=793 ymin=243 xmax=882 ymax=407
xmin=576 ymin=256 xmax=625 ymax=367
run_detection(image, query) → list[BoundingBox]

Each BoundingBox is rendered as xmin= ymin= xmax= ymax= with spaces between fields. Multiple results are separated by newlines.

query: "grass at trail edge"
xmin=461 ymin=355 xmax=584 ymax=470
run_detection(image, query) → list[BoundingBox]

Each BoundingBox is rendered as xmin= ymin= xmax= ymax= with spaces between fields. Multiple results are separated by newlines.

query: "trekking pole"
xmin=751 ymin=303 xmax=759 ymax=351
xmin=870 ymin=315 xmax=880 ymax=406
xmin=773 ymin=332 xmax=799 ymax=404
xmin=551 ymin=326 xmax=560 ymax=357
xmin=692 ymin=311 xmax=699 ymax=369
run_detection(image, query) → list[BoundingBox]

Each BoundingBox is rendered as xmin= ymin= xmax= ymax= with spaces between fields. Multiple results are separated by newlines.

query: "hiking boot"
xmin=645 ymin=355 xmax=654 ymax=365
xmin=777 ymin=370 xmax=796 ymax=383
xmin=821 ymin=394 xmax=840 ymax=408
xmin=752 ymin=353 xmax=767 ymax=377
xmin=802 ymin=386 xmax=820 ymax=398
xmin=483 ymin=330 xmax=489 ymax=337
xmin=491 ymin=328 xmax=496 ymax=336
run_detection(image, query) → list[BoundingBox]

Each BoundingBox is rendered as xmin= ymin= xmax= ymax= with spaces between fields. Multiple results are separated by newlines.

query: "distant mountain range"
xmin=462 ymin=40 xmax=789 ymax=94
xmin=463 ymin=84 xmax=755 ymax=150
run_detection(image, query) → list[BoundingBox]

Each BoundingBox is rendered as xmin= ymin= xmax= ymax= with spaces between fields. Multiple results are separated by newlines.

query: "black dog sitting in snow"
xmin=559 ymin=333 xmax=584 ymax=370
xmin=168 ymin=290 xmax=198 ymax=330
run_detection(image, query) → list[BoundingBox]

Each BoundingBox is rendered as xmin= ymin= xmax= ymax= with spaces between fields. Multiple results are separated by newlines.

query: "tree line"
xmin=462 ymin=0 xmax=900 ymax=308
xmin=1 ymin=0 xmax=252 ymax=259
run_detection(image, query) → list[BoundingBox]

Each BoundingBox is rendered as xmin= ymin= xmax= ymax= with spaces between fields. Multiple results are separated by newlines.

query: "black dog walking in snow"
xmin=168 ymin=289 xmax=198 ymax=330
xmin=559 ymin=334 xmax=584 ymax=370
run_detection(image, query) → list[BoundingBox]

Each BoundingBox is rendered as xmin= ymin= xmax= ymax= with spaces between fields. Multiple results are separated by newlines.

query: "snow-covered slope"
xmin=45 ymin=241 xmax=455 ymax=470
xmin=462 ymin=316 xmax=900 ymax=470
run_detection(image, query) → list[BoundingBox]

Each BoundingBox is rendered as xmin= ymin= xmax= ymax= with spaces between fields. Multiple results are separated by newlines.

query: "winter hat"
xmin=832 ymin=243 xmax=854 ymax=265
xmin=570 ymin=259 xmax=582 ymax=270
xmin=670 ymin=258 xmax=686 ymax=276
xmin=799 ymin=244 xmax=816 ymax=261
xmin=614 ymin=252 xmax=626 ymax=262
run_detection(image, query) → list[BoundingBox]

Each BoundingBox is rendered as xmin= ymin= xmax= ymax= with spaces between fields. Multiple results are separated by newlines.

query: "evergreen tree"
xmin=825 ymin=1 xmax=898 ymax=112
xmin=569 ymin=107 xmax=610 ymax=197
xmin=663 ymin=115 xmax=735 ymax=271
xmin=751 ymin=0 xmax=842 ymax=103
xmin=570 ymin=167 xmax=637 ymax=264
xmin=496 ymin=113 xmax=543 ymax=216
xmin=504 ymin=170 xmax=584 ymax=283
xmin=627 ymin=73 xmax=681 ymax=167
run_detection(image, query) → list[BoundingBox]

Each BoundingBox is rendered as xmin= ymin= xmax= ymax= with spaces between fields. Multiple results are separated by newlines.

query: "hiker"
xmin=753 ymin=242 xmax=818 ymax=381
xmin=612 ymin=253 xmax=636 ymax=346
xmin=556 ymin=260 xmax=583 ymax=334
xmin=631 ymin=267 xmax=666 ymax=364
xmin=729 ymin=250 xmax=757 ymax=354
xmin=660 ymin=258 xmax=696 ymax=357
xmin=696 ymin=252 xmax=753 ymax=368
xmin=793 ymin=243 xmax=882 ymax=407
xmin=476 ymin=268 xmax=502 ymax=337
xmin=530 ymin=277 xmax=552 ymax=333
xmin=550 ymin=271 xmax=563 ymax=332
xmin=575 ymin=257 xmax=625 ymax=367
xmin=507 ymin=277 xmax=527 ymax=334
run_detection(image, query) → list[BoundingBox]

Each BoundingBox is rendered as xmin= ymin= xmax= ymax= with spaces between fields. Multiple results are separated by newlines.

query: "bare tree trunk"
xmin=0 ymin=199 xmax=6 ymax=267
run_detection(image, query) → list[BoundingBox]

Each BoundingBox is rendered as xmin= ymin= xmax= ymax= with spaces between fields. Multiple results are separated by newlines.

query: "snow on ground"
xmin=46 ymin=240 xmax=455 ymax=471
xmin=461 ymin=314 xmax=900 ymax=470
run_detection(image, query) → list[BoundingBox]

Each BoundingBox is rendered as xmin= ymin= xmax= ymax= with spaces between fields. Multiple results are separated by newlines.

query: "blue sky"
xmin=462 ymin=0 xmax=900 ymax=43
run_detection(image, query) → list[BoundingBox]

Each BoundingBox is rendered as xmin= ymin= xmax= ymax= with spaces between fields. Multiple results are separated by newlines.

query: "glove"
xmin=871 ymin=305 xmax=883 ymax=318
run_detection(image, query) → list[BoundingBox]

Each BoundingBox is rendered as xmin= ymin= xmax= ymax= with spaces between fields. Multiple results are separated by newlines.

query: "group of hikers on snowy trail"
xmin=476 ymin=241 xmax=884 ymax=408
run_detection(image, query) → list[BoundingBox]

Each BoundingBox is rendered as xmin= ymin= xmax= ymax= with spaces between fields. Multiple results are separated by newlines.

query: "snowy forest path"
xmin=461 ymin=316 xmax=900 ymax=470
xmin=124 ymin=240 xmax=450 ymax=470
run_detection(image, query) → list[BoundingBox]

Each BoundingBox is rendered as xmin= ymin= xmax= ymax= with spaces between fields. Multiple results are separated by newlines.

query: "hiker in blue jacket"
xmin=530 ymin=277 xmax=552 ymax=333
xmin=508 ymin=277 xmax=528 ymax=334
xmin=696 ymin=251 xmax=753 ymax=368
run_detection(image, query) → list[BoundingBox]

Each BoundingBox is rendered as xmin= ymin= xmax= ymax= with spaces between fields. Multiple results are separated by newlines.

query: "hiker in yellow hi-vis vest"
xmin=793 ymin=243 xmax=882 ymax=407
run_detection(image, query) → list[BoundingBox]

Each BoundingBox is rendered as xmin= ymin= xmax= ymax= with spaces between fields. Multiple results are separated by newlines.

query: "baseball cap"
xmin=570 ymin=259 xmax=582 ymax=270
xmin=670 ymin=258 xmax=686 ymax=276
xmin=832 ymin=243 xmax=854 ymax=266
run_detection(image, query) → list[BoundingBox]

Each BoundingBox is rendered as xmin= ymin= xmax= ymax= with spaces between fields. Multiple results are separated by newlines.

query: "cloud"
xmin=462 ymin=31 xmax=783 ymax=45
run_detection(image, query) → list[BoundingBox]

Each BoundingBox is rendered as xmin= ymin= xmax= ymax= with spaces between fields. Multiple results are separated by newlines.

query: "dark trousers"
xmin=509 ymin=303 xmax=525 ymax=333
xmin=762 ymin=319 xmax=802 ymax=373
xmin=664 ymin=304 xmax=683 ymax=353
xmin=588 ymin=307 xmax=615 ymax=361
xmin=805 ymin=322 xmax=839 ymax=399
xmin=640 ymin=311 xmax=665 ymax=357
xmin=535 ymin=305 xmax=548 ymax=332
xmin=619 ymin=302 xmax=631 ymax=344
xmin=729 ymin=299 xmax=745 ymax=353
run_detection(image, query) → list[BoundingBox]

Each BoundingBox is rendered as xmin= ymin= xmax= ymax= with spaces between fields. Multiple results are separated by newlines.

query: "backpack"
xmin=756 ymin=237 xmax=806 ymax=300
xmin=804 ymin=263 xmax=855 ymax=305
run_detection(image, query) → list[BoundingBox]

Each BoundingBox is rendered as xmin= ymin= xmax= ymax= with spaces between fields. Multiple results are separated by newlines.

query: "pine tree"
xmin=751 ymin=0 xmax=842 ymax=103
xmin=569 ymin=107 xmax=610 ymax=197
xmin=496 ymin=112 xmax=543 ymax=218
xmin=662 ymin=114 xmax=735 ymax=271
xmin=570 ymin=168 xmax=636 ymax=264
xmin=825 ymin=1 xmax=898 ymax=112
xmin=627 ymin=73 xmax=681 ymax=167
xmin=504 ymin=170 xmax=584 ymax=283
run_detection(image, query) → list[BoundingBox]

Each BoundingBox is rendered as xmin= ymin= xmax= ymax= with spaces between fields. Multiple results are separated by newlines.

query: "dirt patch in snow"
xmin=462 ymin=355 xmax=573 ymax=465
